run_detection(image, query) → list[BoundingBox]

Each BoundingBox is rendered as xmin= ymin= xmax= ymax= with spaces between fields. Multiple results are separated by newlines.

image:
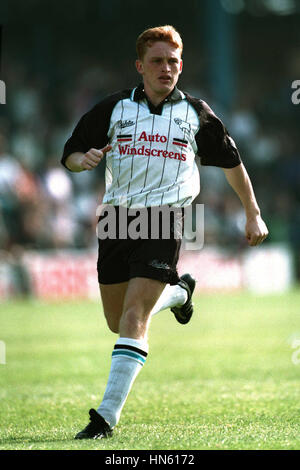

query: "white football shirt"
xmin=62 ymin=84 xmax=241 ymax=208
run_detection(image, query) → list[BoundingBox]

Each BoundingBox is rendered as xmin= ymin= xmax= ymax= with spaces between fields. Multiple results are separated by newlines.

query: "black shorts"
xmin=97 ymin=206 xmax=183 ymax=285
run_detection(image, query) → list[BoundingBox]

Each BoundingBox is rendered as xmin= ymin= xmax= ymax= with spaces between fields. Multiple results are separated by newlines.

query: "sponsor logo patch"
xmin=116 ymin=119 xmax=135 ymax=129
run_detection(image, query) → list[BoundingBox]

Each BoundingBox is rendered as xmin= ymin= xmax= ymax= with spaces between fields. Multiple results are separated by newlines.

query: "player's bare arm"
xmin=222 ymin=163 xmax=269 ymax=246
xmin=65 ymin=145 xmax=112 ymax=172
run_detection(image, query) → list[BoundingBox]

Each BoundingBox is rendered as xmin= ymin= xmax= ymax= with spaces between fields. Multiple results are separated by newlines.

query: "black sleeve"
xmin=185 ymin=94 xmax=242 ymax=168
xmin=61 ymin=89 xmax=131 ymax=169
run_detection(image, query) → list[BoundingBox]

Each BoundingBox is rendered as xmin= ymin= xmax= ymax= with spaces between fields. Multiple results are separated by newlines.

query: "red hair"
xmin=136 ymin=25 xmax=183 ymax=59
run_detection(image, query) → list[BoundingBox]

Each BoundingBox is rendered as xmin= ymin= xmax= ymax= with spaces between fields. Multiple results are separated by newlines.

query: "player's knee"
xmin=122 ymin=305 xmax=149 ymax=330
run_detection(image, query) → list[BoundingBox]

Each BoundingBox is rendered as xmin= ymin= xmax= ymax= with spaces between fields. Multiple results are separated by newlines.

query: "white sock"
xmin=97 ymin=337 xmax=148 ymax=428
xmin=150 ymin=284 xmax=188 ymax=316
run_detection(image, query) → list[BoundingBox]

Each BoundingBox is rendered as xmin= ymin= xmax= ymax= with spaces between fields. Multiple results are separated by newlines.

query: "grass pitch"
xmin=0 ymin=289 xmax=299 ymax=450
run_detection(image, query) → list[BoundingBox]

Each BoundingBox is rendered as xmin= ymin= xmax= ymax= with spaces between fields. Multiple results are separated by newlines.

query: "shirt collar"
xmin=132 ymin=83 xmax=184 ymax=104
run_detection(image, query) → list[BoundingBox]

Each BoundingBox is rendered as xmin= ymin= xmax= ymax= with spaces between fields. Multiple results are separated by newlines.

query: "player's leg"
xmin=150 ymin=283 xmax=187 ymax=314
xmin=150 ymin=273 xmax=196 ymax=324
xmin=99 ymin=281 xmax=128 ymax=333
xmin=118 ymin=276 xmax=166 ymax=338
xmin=99 ymin=273 xmax=195 ymax=332
xmin=95 ymin=227 xmax=196 ymax=431
xmin=75 ymin=277 xmax=166 ymax=439
xmin=133 ymin=208 xmax=196 ymax=323
xmin=96 ymin=277 xmax=165 ymax=429
xmin=97 ymin=232 xmax=131 ymax=334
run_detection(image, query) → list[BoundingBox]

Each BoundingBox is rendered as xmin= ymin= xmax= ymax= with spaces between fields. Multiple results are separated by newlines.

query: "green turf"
xmin=0 ymin=289 xmax=299 ymax=450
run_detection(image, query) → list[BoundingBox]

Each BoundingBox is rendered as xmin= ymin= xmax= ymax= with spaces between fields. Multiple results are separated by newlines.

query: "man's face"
xmin=136 ymin=41 xmax=183 ymax=100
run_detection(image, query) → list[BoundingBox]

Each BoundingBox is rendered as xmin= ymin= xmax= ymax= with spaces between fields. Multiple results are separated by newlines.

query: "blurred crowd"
xmin=0 ymin=55 xmax=300 ymax=282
